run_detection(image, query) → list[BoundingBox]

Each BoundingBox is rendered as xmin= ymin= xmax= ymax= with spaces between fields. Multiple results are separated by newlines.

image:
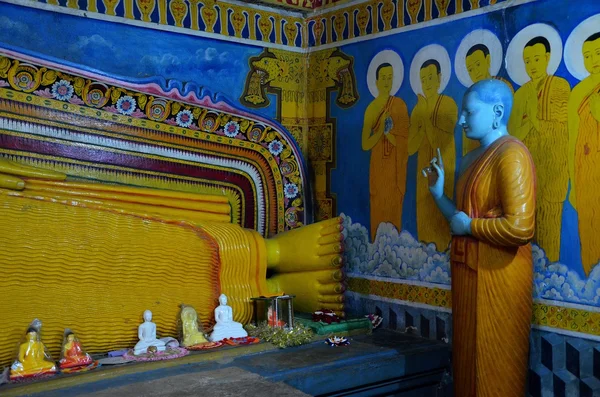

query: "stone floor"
xmin=84 ymin=367 xmax=310 ymax=397
xmin=1 ymin=330 xmax=451 ymax=397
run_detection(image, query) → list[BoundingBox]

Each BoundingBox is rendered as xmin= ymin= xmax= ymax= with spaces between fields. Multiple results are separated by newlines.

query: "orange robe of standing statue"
xmin=575 ymin=83 xmax=600 ymax=274
xmin=411 ymin=95 xmax=457 ymax=251
xmin=451 ymin=136 xmax=535 ymax=397
xmin=463 ymin=77 xmax=514 ymax=156
xmin=369 ymin=96 xmax=409 ymax=241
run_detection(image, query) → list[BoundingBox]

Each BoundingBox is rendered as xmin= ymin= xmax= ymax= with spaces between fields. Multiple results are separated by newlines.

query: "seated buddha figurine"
xmin=209 ymin=294 xmax=248 ymax=342
xmin=180 ymin=306 xmax=208 ymax=347
xmin=59 ymin=330 xmax=92 ymax=369
xmin=134 ymin=310 xmax=166 ymax=355
xmin=10 ymin=326 xmax=57 ymax=379
xmin=424 ymin=79 xmax=535 ymax=397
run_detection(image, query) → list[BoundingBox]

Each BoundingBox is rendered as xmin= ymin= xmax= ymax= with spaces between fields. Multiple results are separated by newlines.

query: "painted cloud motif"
xmin=342 ymin=214 xmax=600 ymax=307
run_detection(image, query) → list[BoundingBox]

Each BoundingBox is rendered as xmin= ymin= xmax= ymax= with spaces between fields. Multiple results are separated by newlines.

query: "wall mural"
xmin=0 ymin=2 xmax=277 ymax=119
xmin=332 ymin=0 xmax=600 ymax=321
xmin=5 ymin=0 xmax=511 ymax=51
xmin=241 ymin=47 xmax=358 ymax=221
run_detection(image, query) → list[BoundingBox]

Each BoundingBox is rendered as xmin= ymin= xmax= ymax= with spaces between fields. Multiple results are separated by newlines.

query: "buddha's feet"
xmin=266 ymin=217 xmax=345 ymax=316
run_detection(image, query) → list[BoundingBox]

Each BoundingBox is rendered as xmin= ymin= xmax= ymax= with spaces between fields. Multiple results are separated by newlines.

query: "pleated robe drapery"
xmin=450 ymin=136 xmax=536 ymax=397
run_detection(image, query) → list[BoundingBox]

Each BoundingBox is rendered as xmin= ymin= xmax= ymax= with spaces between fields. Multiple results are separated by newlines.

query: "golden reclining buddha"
xmin=0 ymin=158 xmax=344 ymax=366
xmin=0 ymin=48 xmax=346 ymax=366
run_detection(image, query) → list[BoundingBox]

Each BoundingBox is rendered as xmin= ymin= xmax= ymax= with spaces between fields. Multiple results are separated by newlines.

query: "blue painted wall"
xmin=0 ymin=2 xmax=278 ymax=119
xmin=334 ymin=1 xmax=600 ymax=307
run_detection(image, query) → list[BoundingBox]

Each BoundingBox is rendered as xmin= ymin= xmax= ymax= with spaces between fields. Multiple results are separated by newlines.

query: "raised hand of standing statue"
xmin=424 ymin=148 xmax=445 ymax=199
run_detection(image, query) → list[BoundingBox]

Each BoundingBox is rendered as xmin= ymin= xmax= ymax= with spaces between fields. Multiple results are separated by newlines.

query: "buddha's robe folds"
xmin=575 ymin=83 xmax=600 ymax=274
xmin=0 ymin=179 xmax=270 ymax=367
xmin=510 ymin=76 xmax=570 ymax=262
xmin=451 ymin=136 xmax=535 ymax=397
xmin=463 ymin=77 xmax=514 ymax=156
xmin=410 ymin=94 xmax=457 ymax=251
xmin=369 ymin=96 xmax=409 ymax=241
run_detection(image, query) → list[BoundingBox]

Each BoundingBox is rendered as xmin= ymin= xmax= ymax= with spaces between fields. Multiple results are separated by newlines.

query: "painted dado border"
xmin=348 ymin=276 xmax=600 ymax=342
xmin=1 ymin=0 xmax=522 ymax=51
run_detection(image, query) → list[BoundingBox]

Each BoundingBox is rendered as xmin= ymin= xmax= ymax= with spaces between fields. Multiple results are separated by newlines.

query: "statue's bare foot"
xmin=265 ymin=217 xmax=345 ymax=316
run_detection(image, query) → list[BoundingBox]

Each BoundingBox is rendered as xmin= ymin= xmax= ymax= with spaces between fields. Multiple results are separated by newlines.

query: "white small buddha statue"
xmin=134 ymin=310 xmax=166 ymax=355
xmin=209 ymin=294 xmax=248 ymax=342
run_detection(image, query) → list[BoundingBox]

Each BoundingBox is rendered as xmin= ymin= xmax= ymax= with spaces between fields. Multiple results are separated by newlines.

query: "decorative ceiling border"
xmin=2 ymin=0 xmax=307 ymax=51
xmin=1 ymin=0 xmax=533 ymax=53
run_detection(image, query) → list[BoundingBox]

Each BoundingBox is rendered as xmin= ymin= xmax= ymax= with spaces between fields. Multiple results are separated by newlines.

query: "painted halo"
xmin=454 ymin=29 xmax=503 ymax=87
xmin=506 ymin=23 xmax=563 ymax=87
xmin=564 ymin=13 xmax=600 ymax=81
xmin=367 ymin=49 xmax=404 ymax=97
xmin=409 ymin=44 xmax=451 ymax=96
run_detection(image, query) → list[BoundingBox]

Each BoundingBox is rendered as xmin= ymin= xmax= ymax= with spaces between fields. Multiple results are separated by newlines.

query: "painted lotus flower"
xmin=176 ymin=109 xmax=194 ymax=128
xmin=224 ymin=120 xmax=240 ymax=138
xmin=268 ymin=140 xmax=284 ymax=156
xmin=284 ymin=182 xmax=299 ymax=199
xmin=325 ymin=336 xmax=349 ymax=347
xmin=116 ymin=95 xmax=137 ymax=116
xmin=51 ymin=80 xmax=74 ymax=101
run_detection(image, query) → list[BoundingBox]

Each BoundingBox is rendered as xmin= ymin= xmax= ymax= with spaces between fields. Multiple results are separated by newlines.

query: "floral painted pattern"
xmin=223 ymin=120 xmax=240 ymax=138
xmin=116 ymin=95 xmax=136 ymax=115
xmin=268 ymin=139 xmax=283 ymax=156
xmin=284 ymin=182 xmax=298 ymax=199
xmin=175 ymin=109 xmax=194 ymax=128
xmin=51 ymin=80 xmax=74 ymax=101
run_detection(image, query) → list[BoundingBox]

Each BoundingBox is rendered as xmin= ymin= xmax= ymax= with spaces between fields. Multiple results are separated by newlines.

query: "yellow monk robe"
xmin=509 ymin=75 xmax=570 ymax=262
xmin=369 ymin=96 xmax=409 ymax=241
xmin=451 ymin=136 xmax=535 ymax=397
xmin=574 ymin=82 xmax=600 ymax=274
xmin=463 ymin=77 xmax=514 ymax=156
xmin=410 ymin=94 xmax=457 ymax=251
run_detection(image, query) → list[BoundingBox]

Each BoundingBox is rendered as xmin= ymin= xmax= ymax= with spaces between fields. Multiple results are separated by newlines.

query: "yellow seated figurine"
xmin=10 ymin=327 xmax=57 ymax=380
xmin=180 ymin=306 xmax=209 ymax=347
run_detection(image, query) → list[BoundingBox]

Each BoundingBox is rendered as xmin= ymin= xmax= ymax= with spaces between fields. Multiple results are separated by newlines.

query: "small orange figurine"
xmin=59 ymin=330 xmax=92 ymax=369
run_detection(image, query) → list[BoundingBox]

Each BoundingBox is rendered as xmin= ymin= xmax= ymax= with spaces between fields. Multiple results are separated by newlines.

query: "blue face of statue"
xmin=458 ymin=91 xmax=498 ymax=141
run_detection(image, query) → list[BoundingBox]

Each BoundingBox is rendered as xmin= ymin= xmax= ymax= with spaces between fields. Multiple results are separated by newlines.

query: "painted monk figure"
xmin=569 ymin=32 xmax=600 ymax=276
xmin=463 ymin=44 xmax=514 ymax=155
xmin=362 ymin=63 xmax=409 ymax=241
xmin=424 ymin=79 xmax=535 ymax=396
xmin=409 ymin=59 xmax=457 ymax=251
xmin=509 ymin=36 xmax=570 ymax=262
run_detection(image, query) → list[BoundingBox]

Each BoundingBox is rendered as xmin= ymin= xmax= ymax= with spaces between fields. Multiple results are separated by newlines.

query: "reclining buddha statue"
xmin=0 ymin=157 xmax=345 ymax=367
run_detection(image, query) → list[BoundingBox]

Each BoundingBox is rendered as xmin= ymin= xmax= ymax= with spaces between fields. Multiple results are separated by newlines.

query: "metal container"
xmin=250 ymin=295 xmax=295 ymax=329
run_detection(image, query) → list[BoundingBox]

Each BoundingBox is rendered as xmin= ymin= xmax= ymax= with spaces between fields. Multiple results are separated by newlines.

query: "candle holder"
xmin=250 ymin=295 xmax=295 ymax=329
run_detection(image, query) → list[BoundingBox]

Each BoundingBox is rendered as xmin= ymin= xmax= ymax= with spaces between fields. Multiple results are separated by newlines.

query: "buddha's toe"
xmin=317 ymin=282 xmax=346 ymax=295
xmin=318 ymin=294 xmax=344 ymax=304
